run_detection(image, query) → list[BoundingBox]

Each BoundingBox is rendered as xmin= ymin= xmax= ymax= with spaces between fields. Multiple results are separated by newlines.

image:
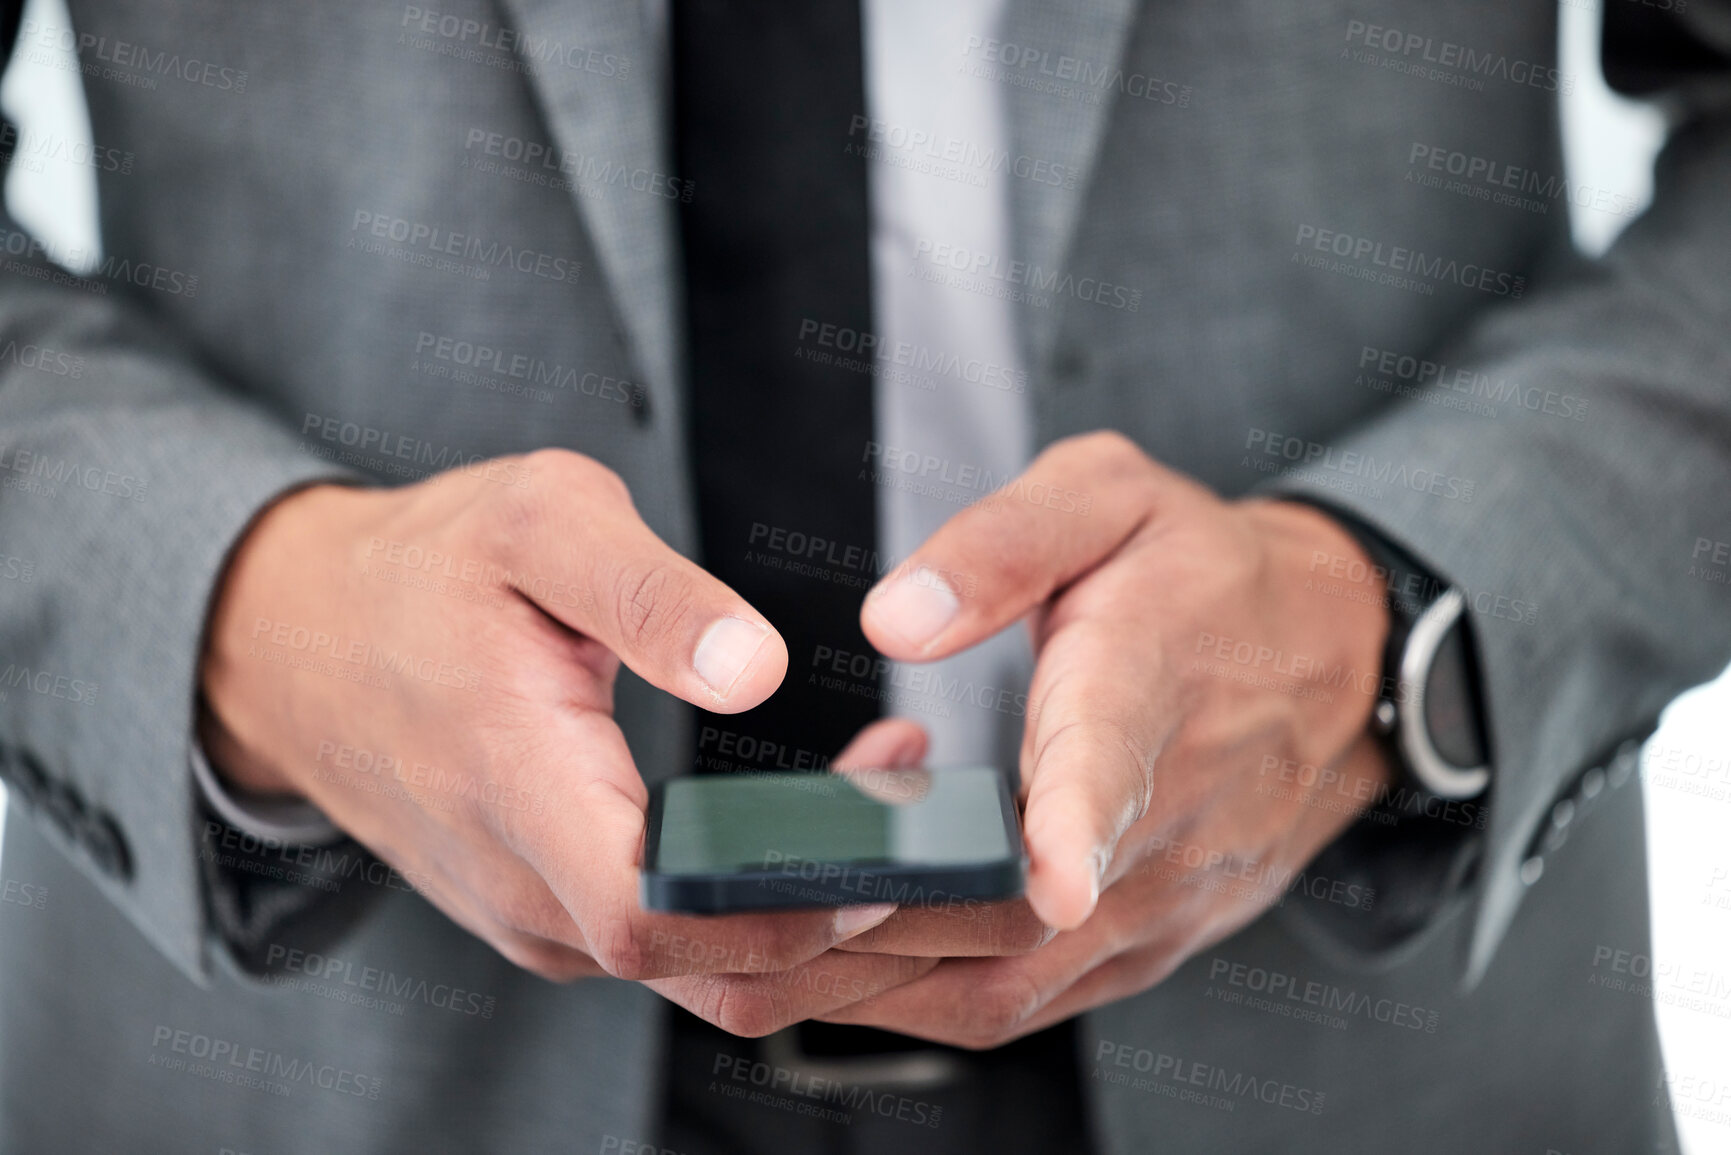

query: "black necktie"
xmin=674 ymin=0 xmax=880 ymax=774
xmin=664 ymin=8 xmax=1097 ymax=1135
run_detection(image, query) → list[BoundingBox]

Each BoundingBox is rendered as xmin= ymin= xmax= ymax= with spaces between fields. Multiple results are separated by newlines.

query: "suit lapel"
xmin=1000 ymin=0 xmax=1141 ymax=372
xmin=490 ymin=0 xmax=681 ymax=397
xmin=488 ymin=0 xmax=1139 ymax=396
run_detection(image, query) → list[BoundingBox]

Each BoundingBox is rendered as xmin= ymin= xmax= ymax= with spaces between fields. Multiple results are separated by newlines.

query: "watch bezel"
xmin=1397 ymin=587 xmax=1491 ymax=800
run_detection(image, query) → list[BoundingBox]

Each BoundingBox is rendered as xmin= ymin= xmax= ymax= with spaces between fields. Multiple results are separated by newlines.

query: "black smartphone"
xmin=640 ymin=765 xmax=1025 ymax=914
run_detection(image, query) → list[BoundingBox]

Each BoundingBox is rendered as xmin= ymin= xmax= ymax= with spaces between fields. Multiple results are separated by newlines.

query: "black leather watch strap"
xmin=1279 ymin=499 xmax=1491 ymax=794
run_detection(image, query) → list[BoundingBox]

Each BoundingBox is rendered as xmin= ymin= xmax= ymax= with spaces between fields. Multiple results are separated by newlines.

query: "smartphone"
xmin=640 ymin=765 xmax=1025 ymax=914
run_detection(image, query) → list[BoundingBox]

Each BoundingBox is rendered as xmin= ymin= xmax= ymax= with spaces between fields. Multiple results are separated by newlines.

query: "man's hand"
xmin=817 ymin=431 xmax=1397 ymax=1047
xmin=198 ymin=450 xmax=923 ymax=1032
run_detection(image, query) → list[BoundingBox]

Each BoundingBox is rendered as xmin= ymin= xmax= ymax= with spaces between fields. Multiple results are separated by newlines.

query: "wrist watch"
xmin=1304 ymin=505 xmax=1493 ymax=802
xmin=1376 ymin=584 xmax=1492 ymax=800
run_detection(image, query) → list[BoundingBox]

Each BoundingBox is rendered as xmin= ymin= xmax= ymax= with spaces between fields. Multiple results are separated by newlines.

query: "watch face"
xmin=1423 ymin=619 xmax=1489 ymax=770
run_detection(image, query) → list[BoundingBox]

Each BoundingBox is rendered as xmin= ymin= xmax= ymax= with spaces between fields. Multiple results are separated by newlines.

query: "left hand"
xmin=817 ymin=431 xmax=1398 ymax=1048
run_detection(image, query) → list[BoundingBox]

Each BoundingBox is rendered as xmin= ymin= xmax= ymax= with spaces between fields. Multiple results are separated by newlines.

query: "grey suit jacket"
xmin=3 ymin=0 xmax=1730 ymax=1151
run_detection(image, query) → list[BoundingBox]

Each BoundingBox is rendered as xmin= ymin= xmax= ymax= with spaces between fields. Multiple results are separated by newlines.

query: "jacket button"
xmin=1519 ymin=856 xmax=1544 ymax=886
xmin=84 ymin=812 xmax=133 ymax=881
xmin=8 ymin=749 xmax=47 ymax=806
xmin=1050 ymin=343 xmax=1088 ymax=386
xmin=1607 ymin=743 xmax=1638 ymax=789
xmin=40 ymin=778 xmax=85 ymax=838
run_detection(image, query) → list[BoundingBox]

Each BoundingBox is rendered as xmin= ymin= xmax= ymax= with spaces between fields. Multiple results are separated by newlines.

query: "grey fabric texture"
xmin=0 ymin=0 xmax=1726 ymax=1151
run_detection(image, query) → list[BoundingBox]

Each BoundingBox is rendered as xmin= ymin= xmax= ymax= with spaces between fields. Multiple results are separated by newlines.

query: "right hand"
xmin=198 ymin=449 xmax=930 ymax=1033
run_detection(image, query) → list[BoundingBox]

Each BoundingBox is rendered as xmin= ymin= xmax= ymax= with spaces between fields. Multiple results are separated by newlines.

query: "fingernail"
xmin=693 ymin=617 xmax=769 ymax=699
xmin=833 ymin=903 xmax=897 ymax=941
xmin=867 ymin=568 xmax=958 ymax=651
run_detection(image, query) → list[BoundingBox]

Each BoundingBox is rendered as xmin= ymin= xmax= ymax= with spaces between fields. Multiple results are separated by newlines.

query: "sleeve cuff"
xmin=190 ymin=740 xmax=342 ymax=848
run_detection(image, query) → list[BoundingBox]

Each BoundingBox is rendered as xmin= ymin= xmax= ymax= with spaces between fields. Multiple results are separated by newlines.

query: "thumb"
xmin=860 ymin=432 xmax=1166 ymax=662
xmin=505 ymin=469 xmax=788 ymax=712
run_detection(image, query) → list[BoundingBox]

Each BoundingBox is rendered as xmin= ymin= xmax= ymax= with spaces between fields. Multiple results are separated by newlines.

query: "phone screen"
xmin=651 ymin=766 xmax=1017 ymax=875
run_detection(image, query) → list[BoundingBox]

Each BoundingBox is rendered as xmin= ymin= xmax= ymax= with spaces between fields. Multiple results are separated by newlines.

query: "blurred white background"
xmin=3 ymin=0 xmax=1728 ymax=1149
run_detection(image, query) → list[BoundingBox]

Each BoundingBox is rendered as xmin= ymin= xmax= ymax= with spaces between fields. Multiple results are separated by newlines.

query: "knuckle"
xmin=957 ymin=969 xmax=1040 ymax=1045
xmin=749 ymin=923 xmax=819 ymax=973
xmin=489 ymin=881 xmax=569 ymax=942
xmin=611 ymin=561 xmax=696 ymax=652
xmin=702 ymin=978 xmax=785 ymax=1038
xmin=589 ymin=914 xmax=653 ymax=981
xmin=493 ymin=934 xmax=588 ymax=983
xmin=990 ymin=906 xmax=1055 ymax=955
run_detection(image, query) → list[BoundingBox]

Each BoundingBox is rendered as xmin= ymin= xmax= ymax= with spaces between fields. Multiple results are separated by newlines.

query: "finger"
xmin=829 ymin=716 xmax=929 ymax=774
xmin=816 ymin=865 xmax=1202 ymax=1047
xmin=830 ymin=897 xmax=1053 ymax=957
xmin=497 ymin=450 xmax=788 ymax=712
xmin=500 ymin=708 xmax=898 ymax=980
xmin=647 ymin=952 xmax=939 ymax=1038
xmin=815 ymin=923 xmax=1112 ymax=1048
xmin=860 ymin=432 xmax=1184 ymax=661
